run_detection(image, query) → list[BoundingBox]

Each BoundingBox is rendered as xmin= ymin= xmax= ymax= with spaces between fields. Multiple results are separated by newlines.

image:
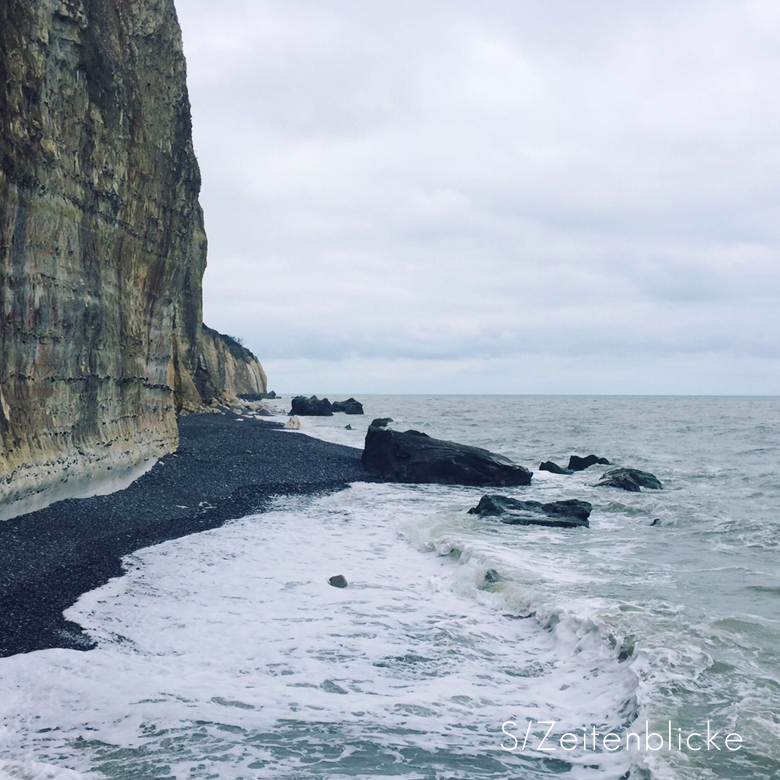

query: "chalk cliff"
xmin=196 ymin=325 xmax=268 ymax=407
xmin=0 ymin=0 xmax=265 ymax=515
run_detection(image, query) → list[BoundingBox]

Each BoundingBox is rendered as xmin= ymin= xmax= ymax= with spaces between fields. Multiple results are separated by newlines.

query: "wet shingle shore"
xmin=0 ymin=413 xmax=370 ymax=658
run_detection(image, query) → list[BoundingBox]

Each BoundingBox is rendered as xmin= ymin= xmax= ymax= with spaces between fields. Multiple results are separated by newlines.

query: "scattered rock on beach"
xmin=284 ymin=416 xmax=302 ymax=430
xmin=290 ymin=395 xmax=333 ymax=416
xmin=329 ymin=574 xmax=348 ymax=588
xmin=468 ymin=494 xmax=591 ymax=528
xmin=363 ymin=426 xmax=532 ymax=487
xmin=539 ymin=460 xmax=573 ymax=475
xmin=597 ymin=468 xmax=663 ymax=492
xmin=332 ymin=398 xmax=364 ymax=414
xmin=567 ymin=454 xmax=610 ymax=471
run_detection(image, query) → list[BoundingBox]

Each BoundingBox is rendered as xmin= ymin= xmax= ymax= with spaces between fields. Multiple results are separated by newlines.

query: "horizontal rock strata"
xmin=0 ymin=0 xmax=265 ymax=516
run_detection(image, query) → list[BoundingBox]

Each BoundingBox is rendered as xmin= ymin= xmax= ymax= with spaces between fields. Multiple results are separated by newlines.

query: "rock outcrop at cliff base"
xmin=192 ymin=326 xmax=268 ymax=409
xmin=0 ymin=0 xmax=265 ymax=516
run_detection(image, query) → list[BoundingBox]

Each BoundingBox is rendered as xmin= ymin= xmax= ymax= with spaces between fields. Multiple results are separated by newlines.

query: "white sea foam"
xmin=0 ymin=487 xmax=636 ymax=779
xmin=265 ymin=397 xmax=366 ymax=449
xmin=0 ymin=762 xmax=85 ymax=780
xmin=1 ymin=396 xmax=777 ymax=779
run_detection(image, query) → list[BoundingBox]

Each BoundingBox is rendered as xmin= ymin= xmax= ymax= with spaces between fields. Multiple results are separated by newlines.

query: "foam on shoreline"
xmin=0 ymin=412 xmax=371 ymax=658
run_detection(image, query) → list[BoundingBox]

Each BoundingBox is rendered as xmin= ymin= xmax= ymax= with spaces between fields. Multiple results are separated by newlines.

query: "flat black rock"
xmin=539 ymin=460 xmax=573 ymax=475
xmin=567 ymin=454 xmax=610 ymax=471
xmin=290 ymin=395 xmax=333 ymax=416
xmin=332 ymin=398 xmax=364 ymax=415
xmin=468 ymin=494 xmax=591 ymax=528
xmin=363 ymin=427 xmax=532 ymax=487
xmin=597 ymin=468 xmax=663 ymax=492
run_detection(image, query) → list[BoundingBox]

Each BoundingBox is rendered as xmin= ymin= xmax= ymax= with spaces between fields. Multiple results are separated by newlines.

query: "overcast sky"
xmin=176 ymin=0 xmax=779 ymax=395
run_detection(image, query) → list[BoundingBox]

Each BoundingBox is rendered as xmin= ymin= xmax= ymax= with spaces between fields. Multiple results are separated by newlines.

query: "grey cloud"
xmin=178 ymin=0 xmax=780 ymax=393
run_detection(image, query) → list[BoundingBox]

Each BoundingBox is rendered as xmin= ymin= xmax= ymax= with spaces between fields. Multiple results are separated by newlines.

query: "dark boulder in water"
xmin=469 ymin=494 xmax=591 ymax=528
xmin=369 ymin=417 xmax=393 ymax=429
xmin=600 ymin=473 xmax=639 ymax=492
xmin=363 ymin=426 xmax=532 ymax=487
xmin=238 ymin=391 xmax=277 ymax=400
xmin=290 ymin=395 xmax=333 ymax=416
xmin=539 ymin=460 xmax=573 ymax=475
xmin=332 ymin=398 xmax=364 ymax=415
xmin=597 ymin=468 xmax=663 ymax=492
xmin=329 ymin=574 xmax=348 ymax=588
xmin=567 ymin=454 xmax=610 ymax=471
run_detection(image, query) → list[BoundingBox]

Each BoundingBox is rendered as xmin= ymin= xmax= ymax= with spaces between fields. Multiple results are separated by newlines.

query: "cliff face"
xmin=0 ymin=0 xmax=265 ymax=516
xmin=196 ymin=325 xmax=268 ymax=406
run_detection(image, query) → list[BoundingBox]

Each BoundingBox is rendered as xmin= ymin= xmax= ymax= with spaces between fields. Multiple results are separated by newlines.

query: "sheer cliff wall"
xmin=197 ymin=325 xmax=268 ymax=405
xmin=0 ymin=0 xmax=265 ymax=515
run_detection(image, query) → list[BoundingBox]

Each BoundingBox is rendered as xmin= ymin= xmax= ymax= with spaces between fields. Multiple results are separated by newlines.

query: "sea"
xmin=0 ymin=396 xmax=778 ymax=780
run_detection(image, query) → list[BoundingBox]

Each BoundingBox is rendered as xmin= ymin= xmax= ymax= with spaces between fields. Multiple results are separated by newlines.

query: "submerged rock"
xmin=329 ymin=574 xmax=348 ymax=588
xmin=290 ymin=396 xmax=333 ymax=416
xmin=362 ymin=426 xmax=532 ymax=487
xmin=567 ymin=454 xmax=611 ymax=471
xmin=468 ymin=494 xmax=591 ymax=528
xmin=597 ymin=468 xmax=663 ymax=492
xmin=332 ymin=398 xmax=364 ymax=415
xmin=539 ymin=460 xmax=573 ymax=475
